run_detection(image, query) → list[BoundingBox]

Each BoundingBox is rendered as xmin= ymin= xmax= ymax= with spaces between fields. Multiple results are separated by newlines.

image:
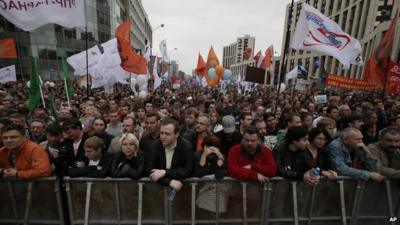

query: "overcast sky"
xmin=142 ymin=0 xmax=292 ymax=74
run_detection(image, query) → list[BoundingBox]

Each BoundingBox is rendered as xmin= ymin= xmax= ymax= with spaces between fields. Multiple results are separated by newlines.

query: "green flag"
xmin=49 ymin=94 xmax=59 ymax=120
xmin=29 ymin=57 xmax=41 ymax=111
xmin=61 ymin=56 xmax=73 ymax=99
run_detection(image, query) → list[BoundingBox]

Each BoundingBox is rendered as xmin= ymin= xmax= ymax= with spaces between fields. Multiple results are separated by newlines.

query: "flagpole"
xmin=64 ymin=77 xmax=71 ymax=107
xmin=38 ymin=75 xmax=46 ymax=109
xmin=275 ymin=0 xmax=294 ymax=113
xmin=84 ymin=0 xmax=90 ymax=98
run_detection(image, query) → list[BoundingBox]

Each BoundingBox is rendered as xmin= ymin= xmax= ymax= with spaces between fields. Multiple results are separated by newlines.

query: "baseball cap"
xmin=222 ymin=115 xmax=236 ymax=133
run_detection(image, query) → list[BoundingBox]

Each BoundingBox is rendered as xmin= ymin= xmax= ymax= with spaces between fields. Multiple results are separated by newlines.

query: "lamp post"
xmin=153 ymin=24 xmax=165 ymax=31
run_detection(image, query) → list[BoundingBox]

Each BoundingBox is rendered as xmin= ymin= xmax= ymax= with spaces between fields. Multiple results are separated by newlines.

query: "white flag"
xmin=290 ymin=3 xmax=363 ymax=69
xmin=159 ymin=39 xmax=168 ymax=61
xmin=201 ymin=76 xmax=208 ymax=87
xmin=153 ymin=58 xmax=162 ymax=91
xmin=67 ymin=45 xmax=102 ymax=76
xmin=285 ymin=67 xmax=298 ymax=81
xmin=0 ymin=65 xmax=16 ymax=84
xmin=0 ymin=0 xmax=85 ymax=31
xmin=144 ymin=44 xmax=151 ymax=62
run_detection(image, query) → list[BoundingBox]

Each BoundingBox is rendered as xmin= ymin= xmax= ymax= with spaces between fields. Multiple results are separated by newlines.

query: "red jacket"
xmin=0 ymin=140 xmax=52 ymax=179
xmin=227 ymin=144 xmax=277 ymax=180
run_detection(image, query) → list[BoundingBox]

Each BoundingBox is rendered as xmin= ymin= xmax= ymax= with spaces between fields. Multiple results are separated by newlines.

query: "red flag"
xmin=260 ymin=45 xmax=274 ymax=70
xmin=195 ymin=53 xmax=206 ymax=76
xmin=386 ymin=60 xmax=400 ymax=93
xmin=115 ymin=20 xmax=147 ymax=74
xmin=254 ymin=50 xmax=262 ymax=66
xmin=0 ymin=38 xmax=17 ymax=59
xmin=207 ymin=46 xmax=219 ymax=69
xmin=364 ymin=10 xmax=398 ymax=88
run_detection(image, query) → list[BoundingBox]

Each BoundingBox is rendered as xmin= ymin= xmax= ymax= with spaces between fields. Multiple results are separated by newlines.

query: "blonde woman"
xmin=109 ymin=133 xmax=145 ymax=179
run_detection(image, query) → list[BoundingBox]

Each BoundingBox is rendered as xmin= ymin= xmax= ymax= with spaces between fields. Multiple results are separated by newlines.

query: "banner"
xmin=290 ymin=3 xmax=363 ymax=69
xmin=325 ymin=74 xmax=377 ymax=91
xmin=0 ymin=65 xmax=16 ymax=83
xmin=0 ymin=0 xmax=85 ymax=31
xmin=386 ymin=61 xmax=400 ymax=94
xmin=0 ymin=38 xmax=17 ymax=58
xmin=159 ymin=39 xmax=168 ymax=61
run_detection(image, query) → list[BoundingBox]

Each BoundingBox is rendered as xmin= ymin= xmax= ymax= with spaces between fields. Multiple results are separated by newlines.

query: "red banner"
xmin=326 ymin=74 xmax=377 ymax=91
xmin=386 ymin=61 xmax=400 ymax=93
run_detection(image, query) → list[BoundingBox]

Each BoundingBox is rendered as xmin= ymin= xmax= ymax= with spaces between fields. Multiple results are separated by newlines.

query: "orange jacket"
xmin=0 ymin=140 xmax=52 ymax=179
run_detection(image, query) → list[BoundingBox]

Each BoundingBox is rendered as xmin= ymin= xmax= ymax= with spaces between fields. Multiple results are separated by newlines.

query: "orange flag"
xmin=386 ymin=60 xmax=400 ymax=93
xmin=260 ymin=45 xmax=274 ymax=70
xmin=254 ymin=50 xmax=262 ymax=66
xmin=195 ymin=53 xmax=206 ymax=76
xmin=115 ymin=20 xmax=147 ymax=74
xmin=0 ymin=38 xmax=17 ymax=59
xmin=207 ymin=46 xmax=219 ymax=69
xmin=364 ymin=10 xmax=398 ymax=88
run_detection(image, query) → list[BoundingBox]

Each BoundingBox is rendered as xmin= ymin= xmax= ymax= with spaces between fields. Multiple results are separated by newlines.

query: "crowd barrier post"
xmin=291 ymin=181 xmax=299 ymax=225
xmin=307 ymin=184 xmax=317 ymax=225
xmin=241 ymin=182 xmax=248 ymax=225
xmin=190 ymin=182 xmax=197 ymax=225
xmin=137 ymin=182 xmax=144 ymax=225
xmin=350 ymin=180 xmax=365 ymax=225
xmin=7 ymin=181 xmax=19 ymax=224
xmin=338 ymin=180 xmax=348 ymax=225
xmin=385 ymin=180 xmax=396 ymax=225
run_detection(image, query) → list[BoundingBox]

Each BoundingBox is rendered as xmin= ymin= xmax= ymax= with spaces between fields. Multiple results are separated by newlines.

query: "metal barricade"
xmin=1 ymin=176 xmax=399 ymax=225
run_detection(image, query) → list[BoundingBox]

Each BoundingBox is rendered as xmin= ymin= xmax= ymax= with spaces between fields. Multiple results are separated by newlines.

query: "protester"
xmin=0 ymin=124 xmax=52 ymax=179
xmin=109 ymin=133 xmax=145 ymax=179
xmin=327 ymin=128 xmax=384 ymax=182
xmin=227 ymin=126 xmax=276 ymax=181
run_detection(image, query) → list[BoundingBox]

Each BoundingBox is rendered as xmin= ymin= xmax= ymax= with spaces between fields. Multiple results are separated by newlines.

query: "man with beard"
xmin=227 ymin=126 xmax=276 ymax=181
xmin=369 ymin=127 xmax=400 ymax=178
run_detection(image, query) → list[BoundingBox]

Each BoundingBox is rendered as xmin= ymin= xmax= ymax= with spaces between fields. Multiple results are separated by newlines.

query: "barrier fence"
xmin=0 ymin=177 xmax=399 ymax=225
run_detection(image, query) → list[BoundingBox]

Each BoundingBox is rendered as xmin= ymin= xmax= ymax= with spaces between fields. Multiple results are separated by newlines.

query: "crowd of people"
xmin=0 ymin=79 xmax=400 ymax=194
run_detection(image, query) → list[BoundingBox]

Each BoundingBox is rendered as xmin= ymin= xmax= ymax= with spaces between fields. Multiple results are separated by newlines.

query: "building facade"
xmin=223 ymin=35 xmax=261 ymax=81
xmin=0 ymin=0 xmax=153 ymax=80
xmin=279 ymin=0 xmax=400 ymax=81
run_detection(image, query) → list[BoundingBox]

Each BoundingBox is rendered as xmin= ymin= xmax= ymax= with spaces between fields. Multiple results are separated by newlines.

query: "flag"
xmin=254 ymin=51 xmax=262 ymax=67
xmin=29 ymin=57 xmax=42 ymax=111
xmin=48 ymin=94 xmax=58 ymax=120
xmin=298 ymin=65 xmax=308 ymax=79
xmin=61 ymin=57 xmax=73 ymax=100
xmin=260 ymin=46 xmax=274 ymax=74
xmin=144 ymin=43 xmax=151 ymax=62
xmin=207 ymin=46 xmax=219 ymax=69
xmin=67 ymin=45 xmax=102 ymax=76
xmin=153 ymin=57 xmax=162 ymax=91
xmin=116 ymin=20 xmax=148 ymax=75
xmin=290 ymin=3 xmax=363 ymax=69
xmin=0 ymin=0 xmax=85 ymax=31
xmin=0 ymin=65 xmax=16 ymax=84
xmin=159 ymin=39 xmax=168 ymax=61
xmin=0 ymin=38 xmax=17 ymax=58
xmin=285 ymin=67 xmax=298 ymax=81
xmin=364 ymin=10 xmax=398 ymax=89
xmin=195 ymin=53 xmax=207 ymax=76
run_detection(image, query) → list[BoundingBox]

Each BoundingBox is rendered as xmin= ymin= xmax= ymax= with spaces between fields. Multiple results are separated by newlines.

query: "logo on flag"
xmin=303 ymin=12 xmax=351 ymax=50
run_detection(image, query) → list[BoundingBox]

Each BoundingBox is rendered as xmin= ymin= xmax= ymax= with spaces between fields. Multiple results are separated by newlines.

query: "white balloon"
xmin=136 ymin=75 xmax=147 ymax=86
xmin=138 ymin=91 xmax=147 ymax=98
xmin=49 ymin=82 xmax=55 ymax=88
xmin=279 ymin=83 xmax=286 ymax=93
xmin=26 ymin=81 xmax=30 ymax=88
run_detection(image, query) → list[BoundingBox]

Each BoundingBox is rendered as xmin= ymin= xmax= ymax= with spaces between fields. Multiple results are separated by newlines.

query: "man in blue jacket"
xmin=327 ymin=127 xmax=384 ymax=182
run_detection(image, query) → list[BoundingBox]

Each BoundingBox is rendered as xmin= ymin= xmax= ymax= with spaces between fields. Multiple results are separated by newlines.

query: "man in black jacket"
xmin=147 ymin=118 xmax=193 ymax=192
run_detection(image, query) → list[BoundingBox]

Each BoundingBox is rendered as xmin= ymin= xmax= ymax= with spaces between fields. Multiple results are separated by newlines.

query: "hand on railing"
xmin=303 ymin=170 xmax=320 ymax=185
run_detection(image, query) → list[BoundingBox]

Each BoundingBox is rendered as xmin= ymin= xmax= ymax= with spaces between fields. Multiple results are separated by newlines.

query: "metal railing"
xmin=0 ymin=177 xmax=399 ymax=225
